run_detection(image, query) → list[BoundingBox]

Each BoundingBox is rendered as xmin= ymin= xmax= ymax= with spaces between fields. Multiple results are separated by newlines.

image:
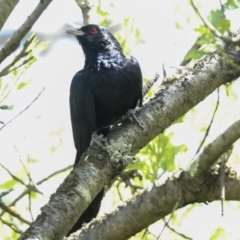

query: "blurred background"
xmin=1 ymin=0 xmax=240 ymax=239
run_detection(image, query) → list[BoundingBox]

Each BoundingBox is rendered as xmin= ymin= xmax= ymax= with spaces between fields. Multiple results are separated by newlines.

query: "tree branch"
xmin=19 ymin=33 xmax=240 ymax=239
xmin=72 ymin=166 xmax=240 ymax=240
xmin=0 ymin=87 xmax=45 ymax=131
xmin=75 ymin=0 xmax=96 ymax=25
xmin=189 ymin=119 xmax=240 ymax=181
xmin=73 ymin=118 xmax=240 ymax=240
xmin=0 ymin=0 xmax=19 ymax=30
xmin=0 ymin=201 xmax=30 ymax=225
xmin=0 ymin=0 xmax=52 ymax=65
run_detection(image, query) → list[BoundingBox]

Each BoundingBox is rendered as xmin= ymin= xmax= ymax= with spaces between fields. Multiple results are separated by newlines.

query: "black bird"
xmin=66 ymin=24 xmax=143 ymax=235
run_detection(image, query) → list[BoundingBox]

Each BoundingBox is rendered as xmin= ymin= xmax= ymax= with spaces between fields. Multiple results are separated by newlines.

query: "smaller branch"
xmin=75 ymin=0 xmax=95 ymax=25
xmin=0 ymin=217 xmax=22 ymax=234
xmin=218 ymin=0 xmax=226 ymax=18
xmin=0 ymin=189 xmax=13 ymax=198
xmin=189 ymin=119 xmax=240 ymax=179
xmin=142 ymin=73 xmax=159 ymax=97
xmin=37 ymin=165 xmax=72 ymax=186
xmin=1 ymin=56 xmax=34 ymax=77
xmin=220 ymin=148 xmax=232 ymax=216
xmin=163 ymin=218 xmax=193 ymax=240
xmin=6 ymin=165 xmax=72 ymax=209
xmin=141 ymin=228 xmax=156 ymax=239
xmin=28 ymin=192 xmax=34 ymax=221
xmin=0 ymin=34 xmax=35 ymax=77
xmin=0 ymin=201 xmax=30 ymax=225
xmin=14 ymin=145 xmax=34 ymax=186
xmin=140 ymin=228 xmax=148 ymax=240
xmin=163 ymin=218 xmax=192 ymax=240
xmin=0 ymin=88 xmax=45 ymax=131
xmin=157 ymin=199 xmax=180 ymax=240
xmin=0 ymin=0 xmax=52 ymax=65
xmin=0 ymin=162 xmax=28 ymax=187
xmin=1 ymin=64 xmax=25 ymax=102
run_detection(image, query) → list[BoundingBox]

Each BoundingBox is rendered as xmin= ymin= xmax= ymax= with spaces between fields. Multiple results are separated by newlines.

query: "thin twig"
xmin=0 ymin=201 xmax=30 ymax=225
xmin=0 ymin=87 xmax=45 ymax=131
xmin=142 ymin=73 xmax=159 ymax=97
xmin=190 ymin=0 xmax=230 ymax=43
xmin=28 ymin=192 xmax=34 ymax=221
xmin=1 ymin=56 xmax=34 ymax=77
xmin=0 ymin=165 xmax=72 ymax=222
xmin=192 ymin=89 xmax=220 ymax=160
xmin=0 ymin=34 xmax=35 ymax=77
xmin=0 ymin=162 xmax=28 ymax=187
xmin=163 ymin=218 xmax=193 ymax=240
xmin=75 ymin=0 xmax=95 ymax=25
xmin=1 ymin=63 xmax=25 ymax=103
xmin=14 ymin=145 xmax=36 ymax=187
xmin=141 ymin=228 xmax=148 ymax=240
xmin=156 ymin=198 xmax=180 ymax=240
xmin=0 ymin=189 xmax=13 ymax=198
xmin=220 ymin=148 xmax=232 ymax=216
xmin=218 ymin=0 xmax=226 ymax=18
xmin=0 ymin=217 xmax=22 ymax=234
xmin=7 ymin=165 xmax=72 ymax=208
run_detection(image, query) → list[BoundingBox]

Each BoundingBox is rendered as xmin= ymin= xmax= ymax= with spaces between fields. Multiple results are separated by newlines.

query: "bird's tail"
xmin=67 ymin=188 xmax=104 ymax=236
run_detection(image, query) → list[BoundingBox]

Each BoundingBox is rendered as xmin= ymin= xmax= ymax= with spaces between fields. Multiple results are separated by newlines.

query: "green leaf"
xmin=97 ymin=5 xmax=108 ymax=16
xmin=28 ymin=158 xmax=39 ymax=164
xmin=224 ymin=0 xmax=240 ymax=9
xmin=8 ymin=105 xmax=14 ymax=110
xmin=184 ymin=48 xmax=206 ymax=61
xmin=210 ymin=227 xmax=226 ymax=239
xmin=17 ymin=80 xmax=31 ymax=90
xmin=0 ymin=179 xmax=18 ymax=189
xmin=175 ymin=22 xmax=182 ymax=29
xmin=208 ymin=10 xmax=230 ymax=34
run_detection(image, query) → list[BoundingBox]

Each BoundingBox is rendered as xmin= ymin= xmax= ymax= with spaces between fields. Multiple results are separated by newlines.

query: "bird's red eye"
xmin=89 ymin=27 xmax=98 ymax=35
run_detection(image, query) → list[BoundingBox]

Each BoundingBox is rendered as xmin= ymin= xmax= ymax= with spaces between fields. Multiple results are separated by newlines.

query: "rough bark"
xmin=72 ymin=119 xmax=240 ymax=240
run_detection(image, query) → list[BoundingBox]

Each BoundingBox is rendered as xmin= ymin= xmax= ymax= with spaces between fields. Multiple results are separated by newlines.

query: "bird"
xmin=66 ymin=24 xmax=143 ymax=235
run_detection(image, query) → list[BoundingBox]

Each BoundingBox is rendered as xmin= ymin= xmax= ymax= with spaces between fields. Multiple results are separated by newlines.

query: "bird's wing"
xmin=126 ymin=56 xmax=143 ymax=108
xmin=86 ymin=90 xmax=97 ymax=129
xmin=70 ymin=70 xmax=94 ymax=165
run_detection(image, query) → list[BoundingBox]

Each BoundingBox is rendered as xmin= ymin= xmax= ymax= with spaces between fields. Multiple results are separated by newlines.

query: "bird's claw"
xmin=126 ymin=109 xmax=145 ymax=132
xmin=120 ymin=169 xmax=143 ymax=191
xmin=91 ymin=132 xmax=107 ymax=151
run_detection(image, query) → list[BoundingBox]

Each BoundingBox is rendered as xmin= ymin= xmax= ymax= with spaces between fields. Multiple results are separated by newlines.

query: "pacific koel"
xmin=66 ymin=24 xmax=143 ymax=235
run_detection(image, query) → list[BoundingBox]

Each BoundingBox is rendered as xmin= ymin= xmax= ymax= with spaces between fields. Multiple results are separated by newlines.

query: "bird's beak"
xmin=66 ymin=27 xmax=85 ymax=36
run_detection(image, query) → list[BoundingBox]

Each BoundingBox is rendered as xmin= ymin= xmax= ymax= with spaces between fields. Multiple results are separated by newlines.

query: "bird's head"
xmin=66 ymin=24 xmax=122 ymax=54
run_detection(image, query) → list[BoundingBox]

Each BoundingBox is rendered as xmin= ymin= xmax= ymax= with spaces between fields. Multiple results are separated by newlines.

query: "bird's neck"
xmin=83 ymin=46 xmax=125 ymax=71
